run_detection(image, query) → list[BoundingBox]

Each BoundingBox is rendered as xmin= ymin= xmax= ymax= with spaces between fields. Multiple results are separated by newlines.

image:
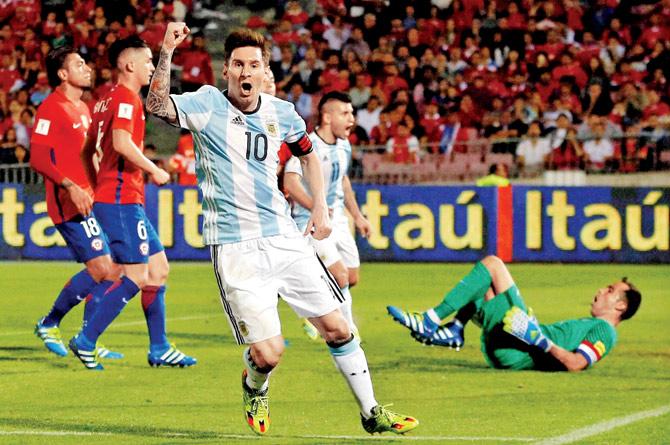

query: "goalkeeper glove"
xmin=503 ymin=306 xmax=553 ymax=352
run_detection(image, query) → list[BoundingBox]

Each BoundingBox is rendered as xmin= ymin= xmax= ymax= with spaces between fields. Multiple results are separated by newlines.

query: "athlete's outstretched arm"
xmin=81 ymin=134 xmax=98 ymax=189
xmin=146 ymin=22 xmax=190 ymax=125
xmin=342 ymin=175 xmax=370 ymax=238
xmin=300 ymin=151 xmax=331 ymax=240
xmin=31 ymin=142 xmax=92 ymax=216
xmin=284 ymin=171 xmax=314 ymax=210
xmin=112 ymin=129 xmax=170 ymax=185
xmin=547 ymin=345 xmax=588 ymax=372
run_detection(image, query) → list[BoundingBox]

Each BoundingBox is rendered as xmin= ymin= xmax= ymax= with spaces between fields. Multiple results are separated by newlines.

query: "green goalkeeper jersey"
xmin=542 ymin=317 xmax=617 ymax=367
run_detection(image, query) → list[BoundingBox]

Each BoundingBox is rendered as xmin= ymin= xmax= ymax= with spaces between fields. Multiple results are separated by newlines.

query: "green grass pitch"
xmin=0 ymin=261 xmax=668 ymax=444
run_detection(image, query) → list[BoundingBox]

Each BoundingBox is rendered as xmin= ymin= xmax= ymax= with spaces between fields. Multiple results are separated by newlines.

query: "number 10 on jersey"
xmin=245 ymin=131 xmax=268 ymax=162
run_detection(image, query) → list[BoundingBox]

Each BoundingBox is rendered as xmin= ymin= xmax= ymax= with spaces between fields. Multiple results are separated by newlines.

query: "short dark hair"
xmin=318 ymin=91 xmax=352 ymax=123
xmin=46 ymin=46 xmax=78 ymax=88
xmin=108 ymin=35 xmax=149 ymax=69
xmin=620 ymin=277 xmax=641 ymax=320
xmin=224 ymin=29 xmax=269 ymax=64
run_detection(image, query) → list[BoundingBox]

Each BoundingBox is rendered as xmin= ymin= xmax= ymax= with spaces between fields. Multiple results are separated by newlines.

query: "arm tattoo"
xmin=147 ymin=47 xmax=178 ymax=124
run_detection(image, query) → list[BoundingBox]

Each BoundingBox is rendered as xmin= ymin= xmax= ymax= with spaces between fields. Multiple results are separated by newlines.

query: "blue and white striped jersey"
xmin=171 ymin=86 xmax=305 ymax=244
xmin=285 ymin=131 xmax=351 ymax=230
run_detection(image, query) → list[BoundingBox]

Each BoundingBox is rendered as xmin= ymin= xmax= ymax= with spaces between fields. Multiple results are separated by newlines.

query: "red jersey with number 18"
xmin=91 ymin=84 xmax=146 ymax=204
xmin=29 ymin=89 xmax=92 ymax=224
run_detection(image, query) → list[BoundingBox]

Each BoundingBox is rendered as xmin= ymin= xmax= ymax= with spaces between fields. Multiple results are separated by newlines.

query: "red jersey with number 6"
xmin=29 ymin=89 xmax=92 ymax=224
xmin=90 ymin=84 xmax=146 ymax=204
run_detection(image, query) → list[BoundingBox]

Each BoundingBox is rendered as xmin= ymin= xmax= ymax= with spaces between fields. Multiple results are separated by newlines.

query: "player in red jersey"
xmin=30 ymin=46 xmax=123 ymax=360
xmin=69 ymin=36 xmax=196 ymax=370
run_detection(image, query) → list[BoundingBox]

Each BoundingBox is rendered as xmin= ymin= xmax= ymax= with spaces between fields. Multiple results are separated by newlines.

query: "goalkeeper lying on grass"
xmin=387 ymin=256 xmax=641 ymax=372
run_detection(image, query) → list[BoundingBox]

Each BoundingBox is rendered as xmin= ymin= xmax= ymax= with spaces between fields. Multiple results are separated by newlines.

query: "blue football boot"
xmin=34 ymin=318 xmax=68 ymax=357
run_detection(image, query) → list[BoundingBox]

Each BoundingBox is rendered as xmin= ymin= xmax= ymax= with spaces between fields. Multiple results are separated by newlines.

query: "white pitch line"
xmin=0 ymin=314 xmax=217 ymax=337
xmin=298 ymin=434 xmax=536 ymax=442
xmin=0 ymin=430 xmax=252 ymax=440
xmin=0 ymin=430 xmax=535 ymax=442
xmin=0 ymin=430 xmax=111 ymax=436
xmin=534 ymin=404 xmax=670 ymax=445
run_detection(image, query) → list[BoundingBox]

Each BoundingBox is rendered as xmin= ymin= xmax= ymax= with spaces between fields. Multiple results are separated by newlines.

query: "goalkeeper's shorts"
xmin=478 ymin=285 xmax=536 ymax=370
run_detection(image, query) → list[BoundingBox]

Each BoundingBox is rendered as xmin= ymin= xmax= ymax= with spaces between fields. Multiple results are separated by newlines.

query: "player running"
xmin=387 ymin=255 xmax=641 ymax=371
xmin=69 ymin=36 xmax=196 ymax=370
xmin=284 ymin=91 xmax=371 ymax=338
xmin=30 ymin=46 xmax=122 ymax=361
xmin=147 ymin=24 xmax=418 ymax=436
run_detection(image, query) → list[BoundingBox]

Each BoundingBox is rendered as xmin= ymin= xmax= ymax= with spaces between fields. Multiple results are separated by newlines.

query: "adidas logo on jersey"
xmin=231 ymin=116 xmax=245 ymax=126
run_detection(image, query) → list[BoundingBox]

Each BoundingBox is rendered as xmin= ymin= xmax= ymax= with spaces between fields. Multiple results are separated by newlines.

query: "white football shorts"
xmin=210 ymin=234 xmax=344 ymax=345
xmin=309 ymin=217 xmax=360 ymax=269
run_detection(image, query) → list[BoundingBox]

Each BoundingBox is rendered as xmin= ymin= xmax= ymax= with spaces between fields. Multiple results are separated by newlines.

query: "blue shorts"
xmin=93 ymin=203 xmax=163 ymax=264
xmin=56 ymin=214 xmax=111 ymax=263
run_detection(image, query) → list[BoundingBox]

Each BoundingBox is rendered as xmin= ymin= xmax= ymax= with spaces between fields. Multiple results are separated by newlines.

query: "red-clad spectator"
xmin=535 ymin=71 xmax=558 ymax=104
xmin=73 ymin=0 xmax=95 ymax=22
xmin=643 ymin=91 xmax=670 ymax=120
xmin=0 ymin=54 xmax=22 ymax=94
xmin=552 ymin=53 xmax=588 ymax=89
xmin=439 ymin=112 xmax=473 ymax=154
xmin=556 ymin=81 xmax=582 ymax=115
xmin=601 ymin=17 xmax=632 ymax=46
xmin=638 ymin=14 xmax=668 ymax=49
xmin=450 ymin=0 xmax=475 ymax=31
xmin=118 ymin=14 xmax=138 ymax=38
xmin=272 ymin=19 xmax=300 ymax=46
xmin=11 ymin=2 xmax=40 ymax=37
xmin=564 ymin=0 xmax=584 ymax=32
xmin=575 ymin=32 xmax=602 ymax=65
xmin=457 ymin=94 xmax=480 ymax=128
xmin=506 ymin=2 xmax=527 ymax=30
xmin=168 ymin=130 xmax=197 ymax=186
xmin=93 ymin=67 xmax=114 ymax=100
xmin=246 ymin=15 xmax=268 ymax=30
xmin=22 ymin=28 xmax=40 ymax=60
xmin=369 ymin=109 xmax=393 ymax=147
xmin=0 ymin=1 xmax=15 ymax=24
xmin=318 ymin=0 xmax=346 ymax=16
xmin=419 ymin=99 xmax=444 ymax=151
xmin=42 ymin=12 xmax=59 ymax=38
xmin=179 ymin=32 xmax=214 ymax=92
xmin=139 ymin=9 xmax=168 ymax=50
xmin=424 ymin=6 xmax=444 ymax=41
xmin=283 ymin=1 xmax=308 ymax=27
xmin=610 ymin=61 xmax=645 ymax=87
xmin=375 ymin=60 xmax=409 ymax=104
xmin=538 ymin=30 xmax=567 ymax=62
xmin=548 ymin=128 xmax=585 ymax=170
xmin=0 ymin=25 xmax=19 ymax=57
xmin=465 ymin=75 xmax=494 ymax=107
xmin=386 ymin=121 xmax=419 ymax=163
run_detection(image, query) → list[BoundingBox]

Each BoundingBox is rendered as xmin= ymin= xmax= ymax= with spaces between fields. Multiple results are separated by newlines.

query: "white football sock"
xmin=329 ymin=338 xmax=377 ymax=417
xmin=339 ymin=286 xmax=358 ymax=333
xmin=243 ymin=347 xmax=271 ymax=392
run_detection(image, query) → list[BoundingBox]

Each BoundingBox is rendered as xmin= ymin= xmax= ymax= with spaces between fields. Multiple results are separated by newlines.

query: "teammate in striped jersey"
xmin=30 ymin=46 xmax=123 ymax=361
xmin=388 ymin=255 xmax=641 ymax=371
xmin=284 ymin=92 xmax=372 ymax=338
xmin=70 ymin=36 xmax=196 ymax=370
xmin=147 ymin=23 xmax=418 ymax=436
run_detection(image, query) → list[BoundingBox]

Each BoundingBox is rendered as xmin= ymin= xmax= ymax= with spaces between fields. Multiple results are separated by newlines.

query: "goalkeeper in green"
xmin=387 ymin=256 xmax=641 ymax=372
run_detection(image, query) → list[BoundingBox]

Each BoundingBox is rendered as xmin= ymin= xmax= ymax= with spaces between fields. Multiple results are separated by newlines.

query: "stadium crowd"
xmin=0 ymin=0 xmax=669 ymax=181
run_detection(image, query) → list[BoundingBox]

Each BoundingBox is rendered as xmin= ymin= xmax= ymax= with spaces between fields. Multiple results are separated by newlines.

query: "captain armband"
xmin=286 ymin=134 xmax=313 ymax=157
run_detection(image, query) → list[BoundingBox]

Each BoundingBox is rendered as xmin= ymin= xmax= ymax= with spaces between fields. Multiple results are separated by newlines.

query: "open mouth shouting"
xmin=241 ymin=81 xmax=253 ymax=95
